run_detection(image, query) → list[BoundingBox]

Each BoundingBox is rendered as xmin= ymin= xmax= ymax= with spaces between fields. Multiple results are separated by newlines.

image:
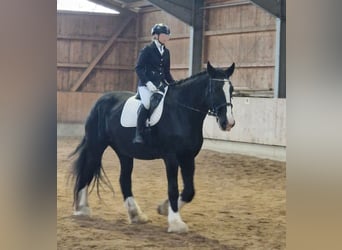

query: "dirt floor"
xmin=57 ymin=137 xmax=286 ymax=250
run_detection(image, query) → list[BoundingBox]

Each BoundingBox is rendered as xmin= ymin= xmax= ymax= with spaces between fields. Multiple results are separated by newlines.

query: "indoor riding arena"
xmin=57 ymin=0 xmax=286 ymax=249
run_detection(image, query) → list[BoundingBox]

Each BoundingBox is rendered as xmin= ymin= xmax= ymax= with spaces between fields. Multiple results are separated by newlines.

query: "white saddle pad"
xmin=120 ymin=87 xmax=168 ymax=128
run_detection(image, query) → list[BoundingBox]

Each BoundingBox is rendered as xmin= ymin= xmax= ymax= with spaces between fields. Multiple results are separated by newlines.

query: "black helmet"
xmin=151 ymin=23 xmax=170 ymax=36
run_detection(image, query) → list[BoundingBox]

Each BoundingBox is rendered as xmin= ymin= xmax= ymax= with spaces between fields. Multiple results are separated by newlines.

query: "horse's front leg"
xmin=164 ymin=156 xmax=188 ymax=233
xmin=179 ymin=155 xmax=196 ymax=205
xmin=158 ymin=155 xmax=195 ymax=216
xmin=119 ymin=155 xmax=148 ymax=224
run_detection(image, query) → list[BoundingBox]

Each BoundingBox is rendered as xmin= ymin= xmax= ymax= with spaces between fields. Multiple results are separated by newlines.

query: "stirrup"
xmin=133 ymin=135 xmax=144 ymax=144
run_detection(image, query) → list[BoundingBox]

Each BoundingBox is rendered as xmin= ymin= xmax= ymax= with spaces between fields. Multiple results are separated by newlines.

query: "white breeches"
xmin=138 ymin=86 xmax=153 ymax=109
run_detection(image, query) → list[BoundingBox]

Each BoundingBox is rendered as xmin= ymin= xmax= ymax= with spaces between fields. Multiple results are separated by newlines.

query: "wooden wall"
xmin=57 ymin=0 xmax=278 ymax=124
xmin=57 ymin=92 xmax=102 ymax=123
xmin=57 ymin=0 xmax=276 ymax=93
xmin=137 ymin=10 xmax=191 ymax=80
xmin=57 ymin=11 xmax=136 ymax=93
xmin=203 ymin=1 xmax=276 ymax=90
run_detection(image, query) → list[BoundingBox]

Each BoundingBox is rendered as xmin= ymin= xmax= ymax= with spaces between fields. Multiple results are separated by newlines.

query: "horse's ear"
xmin=225 ymin=62 xmax=235 ymax=77
xmin=207 ymin=61 xmax=215 ymax=77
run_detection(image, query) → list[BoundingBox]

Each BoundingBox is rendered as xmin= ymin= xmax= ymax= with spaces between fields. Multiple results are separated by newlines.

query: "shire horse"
xmin=71 ymin=61 xmax=235 ymax=233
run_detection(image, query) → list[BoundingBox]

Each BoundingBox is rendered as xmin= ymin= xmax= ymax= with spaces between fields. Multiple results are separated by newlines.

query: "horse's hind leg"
xmin=73 ymin=141 xmax=107 ymax=216
xmin=74 ymin=186 xmax=90 ymax=216
xmin=118 ymin=155 xmax=148 ymax=224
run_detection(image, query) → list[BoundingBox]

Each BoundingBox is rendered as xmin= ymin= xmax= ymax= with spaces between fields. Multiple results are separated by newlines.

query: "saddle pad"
xmin=120 ymin=87 xmax=168 ymax=128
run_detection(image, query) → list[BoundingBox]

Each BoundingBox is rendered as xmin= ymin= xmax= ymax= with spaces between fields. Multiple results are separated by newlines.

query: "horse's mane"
xmin=173 ymin=70 xmax=208 ymax=86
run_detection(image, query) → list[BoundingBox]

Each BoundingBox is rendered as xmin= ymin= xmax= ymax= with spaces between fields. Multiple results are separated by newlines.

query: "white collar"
xmin=153 ymin=40 xmax=164 ymax=49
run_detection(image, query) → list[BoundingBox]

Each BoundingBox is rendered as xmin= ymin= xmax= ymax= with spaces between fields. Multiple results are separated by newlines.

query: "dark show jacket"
xmin=135 ymin=41 xmax=174 ymax=88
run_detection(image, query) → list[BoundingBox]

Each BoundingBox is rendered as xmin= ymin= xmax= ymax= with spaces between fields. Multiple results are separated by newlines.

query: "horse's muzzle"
xmin=219 ymin=118 xmax=235 ymax=132
xmin=225 ymin=121 xmax=235 ymax=131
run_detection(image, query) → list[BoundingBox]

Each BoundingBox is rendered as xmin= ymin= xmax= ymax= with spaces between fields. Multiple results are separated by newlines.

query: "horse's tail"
xmin=70 ymin=97 xmax=114 ymax=206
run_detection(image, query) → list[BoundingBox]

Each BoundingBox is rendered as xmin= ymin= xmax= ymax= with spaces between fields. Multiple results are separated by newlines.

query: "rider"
xmin=133 ymin=23 xmax=175 ymax=144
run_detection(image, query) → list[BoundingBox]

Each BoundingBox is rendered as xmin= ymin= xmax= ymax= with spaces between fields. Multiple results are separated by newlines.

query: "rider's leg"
xmin=133 ymin=86 xmax=151 ymax=144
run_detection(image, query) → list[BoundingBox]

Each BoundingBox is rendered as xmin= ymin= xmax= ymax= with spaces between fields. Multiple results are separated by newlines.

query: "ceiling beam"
xmin=124 ymin=0 xmax=151 ymax=8
xmin=148 ymin=0 xmax=193 ymax=25
xmin=249 ymin=0 xmax=282 ymax=18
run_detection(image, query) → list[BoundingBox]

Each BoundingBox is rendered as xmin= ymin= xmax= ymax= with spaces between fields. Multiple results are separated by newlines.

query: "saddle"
xmin=120 ymin=87 xmax=168 ymax=128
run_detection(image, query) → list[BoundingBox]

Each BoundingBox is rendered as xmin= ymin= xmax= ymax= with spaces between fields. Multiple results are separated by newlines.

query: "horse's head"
xmin=206 ymin=61 xmax=236 ymax=131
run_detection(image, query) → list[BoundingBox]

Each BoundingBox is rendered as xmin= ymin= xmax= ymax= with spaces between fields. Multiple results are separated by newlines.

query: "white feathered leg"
xmin=73 ymin=186 xmax=91 ymax=216
xmin=167 ymin=205 xmax=188 ymax=233
xmin=158 ymin=196 xmax=186 ymax=216
xmin=124 ymin=197 xmax=149 ymax=224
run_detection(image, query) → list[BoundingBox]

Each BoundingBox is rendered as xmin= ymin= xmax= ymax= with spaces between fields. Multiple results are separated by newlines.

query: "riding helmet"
xmin=151 ymin=23 xmax=171 ymax=36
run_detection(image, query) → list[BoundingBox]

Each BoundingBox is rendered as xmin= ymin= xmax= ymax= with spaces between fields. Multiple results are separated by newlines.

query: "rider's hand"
xmin=146 ymin=81 xmax=157 ymax=92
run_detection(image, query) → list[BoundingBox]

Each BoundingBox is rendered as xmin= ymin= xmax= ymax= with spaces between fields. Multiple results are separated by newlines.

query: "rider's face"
xmin=158 ymin=33 xmax=170 ymax=44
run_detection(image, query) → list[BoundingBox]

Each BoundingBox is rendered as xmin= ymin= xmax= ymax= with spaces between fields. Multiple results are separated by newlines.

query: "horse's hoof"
xmin=167 ymin=220 xmax=189 ymax=233
xmin=73 ymin=206 xmax=91 ymax=216
xmin=129 ymin=213 xmax=149 ymax=224
xmin=157 ymin=200 xmax=169 ymax=216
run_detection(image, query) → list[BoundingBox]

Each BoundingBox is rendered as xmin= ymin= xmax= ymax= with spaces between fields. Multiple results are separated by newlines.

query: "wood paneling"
xmin=203 ymin=1 xmax=276 ymax=91
xmin=57 ymin=12 xmax=136 ymax=93
xmin=57 ymin=91 xmax=103 ymax=123
xmin=58 ymin=1 xmax=278 ymax=124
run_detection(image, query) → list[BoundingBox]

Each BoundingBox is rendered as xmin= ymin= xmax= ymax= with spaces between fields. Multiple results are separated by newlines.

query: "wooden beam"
xmin=70 ymin=15 xmax=134 ymax=91
xmin=148 ymin=0 xmax=193 ymax=25
xmin=133 ymin=13 xmax=140 ymax=91
xmin=249 ymin=0 xmax=281 ymax=18
xmin=277 ymin=0 xmax=286 ymax=98
xmin=189 ymin=0 xmax=204 ymax=75
xmin=137 ymin=33 xmax=189 ymax=41
xmin=137 ymin=6 xmax=158 ymax=13
xmin=125 ymin=0 xmax=151 ymax=8
xmin=57 ymin=63 xmax=133 ymax=70
xmin=57 ymin=35 xmax=135 ymax=42
xmin=202 ymin=0 xmax=250 ymax=9
xmin=204 ymin=25 xmax=276 ymax=36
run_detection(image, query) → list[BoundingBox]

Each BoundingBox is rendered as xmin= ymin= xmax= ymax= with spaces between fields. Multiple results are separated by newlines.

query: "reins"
xmin=171 ymin=77 xmax=233 ymax=118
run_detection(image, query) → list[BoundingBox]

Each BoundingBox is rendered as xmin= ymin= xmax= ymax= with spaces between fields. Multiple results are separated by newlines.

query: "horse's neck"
xmin=174 ymin=74 xmax=209 ymax=111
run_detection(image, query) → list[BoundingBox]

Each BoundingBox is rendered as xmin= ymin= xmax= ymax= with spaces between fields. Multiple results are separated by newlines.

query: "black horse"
xmin=71 ymin=61 xmax=235 ymax=233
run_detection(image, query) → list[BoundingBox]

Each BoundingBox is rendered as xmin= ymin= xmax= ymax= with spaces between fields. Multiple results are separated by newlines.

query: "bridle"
xmin=175 ymin=77 xmax=233 ymax=119
xmin=207 ymin=78 xmax=233 ymax=117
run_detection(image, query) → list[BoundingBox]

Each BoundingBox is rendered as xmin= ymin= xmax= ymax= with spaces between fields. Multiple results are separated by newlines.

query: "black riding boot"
xmin=133 ymin=104 xmax=149 ymax=144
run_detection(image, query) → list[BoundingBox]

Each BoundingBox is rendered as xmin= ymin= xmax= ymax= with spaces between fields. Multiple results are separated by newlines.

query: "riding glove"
xmin=146 ymin=81 xmax=157 ymax=92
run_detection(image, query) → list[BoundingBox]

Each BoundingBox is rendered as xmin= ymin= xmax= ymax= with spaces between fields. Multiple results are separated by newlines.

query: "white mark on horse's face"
xmin=223 ymin=80 xmax=235 ymax=130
